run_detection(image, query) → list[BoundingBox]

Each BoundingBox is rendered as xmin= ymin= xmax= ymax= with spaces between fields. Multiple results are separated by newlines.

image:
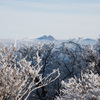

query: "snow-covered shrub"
xmin=55 ymin=71 xmax=100 ymax=100
xmin=57 ymin=41 xmax=90 ymax=78
xmin=17 ymin=43 xmax=60 ymax=99
xmin=0 ymin=44 xmax=60 ymax=100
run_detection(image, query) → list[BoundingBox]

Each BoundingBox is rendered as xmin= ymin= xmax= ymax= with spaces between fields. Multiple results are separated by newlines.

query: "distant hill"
xmin=37 ymin=35 xmax=55 ymax=41
xmin=82 ymin=38 xmax=96 ymax=42
xmin=80 ymin=38 xmax=97 ymax=45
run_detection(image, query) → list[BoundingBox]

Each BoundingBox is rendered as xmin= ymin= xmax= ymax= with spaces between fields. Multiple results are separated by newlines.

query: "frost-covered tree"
xmin=53 ymin=40 xmax=100 ymax=99
xmin=57 ymin=40 xmax=92 ymax=78
xmin=17 ymin=43 xmax=58 ymax=99
xmin=55 ymin=71 xmax=100 ymax=100
xmin=0 ymin=44 xmax=60 ymax=100
xmin=12 ymin=39 xmax=100 ymax=100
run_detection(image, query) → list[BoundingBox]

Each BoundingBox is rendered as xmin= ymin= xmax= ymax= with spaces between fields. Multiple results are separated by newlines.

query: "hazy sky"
xmin=0 ymin=0 xmax=100 ymax=39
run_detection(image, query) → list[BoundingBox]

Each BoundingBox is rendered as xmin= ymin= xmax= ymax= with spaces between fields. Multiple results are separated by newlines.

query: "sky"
xmin=0 ymin=0 xmax=100 ymax=40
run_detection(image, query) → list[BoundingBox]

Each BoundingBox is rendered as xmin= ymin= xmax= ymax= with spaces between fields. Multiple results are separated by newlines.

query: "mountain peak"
xmin=43 ymin=35 xmax=47 ymax=37
xmin=37 ymin=35 xmax=55 ymax=41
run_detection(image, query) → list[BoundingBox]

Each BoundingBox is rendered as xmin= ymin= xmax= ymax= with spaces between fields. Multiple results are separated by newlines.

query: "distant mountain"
xmin=82 ymin=38 xmax=96 ymax=42
xmin=37 ymin=35 xmax=55 ymax=41
xmin=80 ymin=38 xmax=97 ymax=45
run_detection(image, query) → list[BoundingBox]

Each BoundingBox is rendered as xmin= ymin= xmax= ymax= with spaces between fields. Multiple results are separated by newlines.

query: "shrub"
xmin=0 ymin=44 xmax=60 ymax=100
xmin=55 ymin=71 xmax=100 ymax=100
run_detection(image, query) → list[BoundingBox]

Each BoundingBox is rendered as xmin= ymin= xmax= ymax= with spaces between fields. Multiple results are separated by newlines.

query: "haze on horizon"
xmin=0 ymin=0 xmax=100 ymax=40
